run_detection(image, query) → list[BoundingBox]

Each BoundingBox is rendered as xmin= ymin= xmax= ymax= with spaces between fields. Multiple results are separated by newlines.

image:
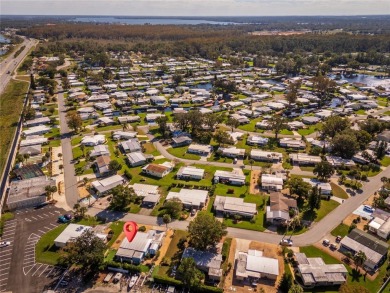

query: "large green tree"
xmin=313 ymin=161 xmax=335 ymax=181
xmin=188 ymin=212 xmax=227 ymax=250
xmin=109 ymin=185 xmax=137 ymax=211
xmin=321 ymin=116 xmax=350 ymax=139
xmin=177 ymin=257 xmax=204 ymax=289
xmin=331 ymin=133 xmax=360 ymax=159
xmin=308 ymin=185 xmax=322 ymax=211
xmin=288 ymin=177 xmax=312 ymax=199
xmin=268 ymin=115 xmax=287 ymax=140
xmin=163 ymin=197 xmax=183 ymax=219
xmin=66 ymin=110 xmax=82 ymax=133
xmin=59 ymin=229 xmax=106 ymax=273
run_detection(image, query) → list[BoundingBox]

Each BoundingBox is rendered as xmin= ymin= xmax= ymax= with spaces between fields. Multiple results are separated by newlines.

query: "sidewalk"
xmin=51 ymin=146 xmax=72 ymax=211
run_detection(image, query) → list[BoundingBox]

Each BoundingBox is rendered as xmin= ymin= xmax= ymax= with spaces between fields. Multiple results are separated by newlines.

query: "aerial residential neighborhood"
xmin=0 ymin=11 xmax=390 ymax=293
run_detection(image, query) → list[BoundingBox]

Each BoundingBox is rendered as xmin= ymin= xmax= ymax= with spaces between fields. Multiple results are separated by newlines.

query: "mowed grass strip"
xmin=0 ymin=80 xmax=29 ymax=175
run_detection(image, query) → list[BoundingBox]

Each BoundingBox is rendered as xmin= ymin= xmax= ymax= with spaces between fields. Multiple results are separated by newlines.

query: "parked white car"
xmin=0 ymin=241 xmax=11 ymax=248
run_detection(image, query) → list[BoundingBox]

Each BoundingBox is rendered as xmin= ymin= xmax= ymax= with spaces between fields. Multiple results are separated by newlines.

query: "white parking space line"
xmin=0 ymin=251 xmax=12 ymax=256
xmin=0 ymin=278 xmax=7 ymax=282
xmin=24 ymin=218 xmax=32 ymax=222
xmin=38 ymin=230 xmax=45 ymax=234
xmin=23 ymin=260 xmax=35 ymax=265
xmin=31 ymin=264 xmax=43 ymax=276
xmin=2 ymin=229 xmax=15 ymax=235
xmin=54 ymin=210 xmax=61 ymax=214
xmin=36 ymin=215 xmax=44 ymax=219
xmin=24 ymin=264 xmax=36 ymax=275
xmin=24 ymin=243 xmax=36 ymax=248
xmin=0 ymin=248 xmax=12 ymax=253
xmin=45 ymin=266 xmax=55 ymax=277
xmin=39 ymin=265 xmax=50 ymax=277
xmin=49 ymin=223 xmax=57 ymax=227
xmin=48 ymin=212 xmax=55 ymax=215
xmin=30 ymin=216 xmax=38 ymax=220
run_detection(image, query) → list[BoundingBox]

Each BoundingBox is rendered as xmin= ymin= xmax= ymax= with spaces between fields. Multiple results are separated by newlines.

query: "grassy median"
xmin=0 ymin=80 xmax=29 ymax=175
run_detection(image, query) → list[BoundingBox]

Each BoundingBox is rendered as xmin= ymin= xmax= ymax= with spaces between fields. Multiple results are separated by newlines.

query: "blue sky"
xmin=2 ymin=0 xmax=389 ymax=16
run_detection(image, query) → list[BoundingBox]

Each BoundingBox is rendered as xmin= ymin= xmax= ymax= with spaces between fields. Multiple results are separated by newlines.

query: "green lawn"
xmin=0 ymin=213 xmax=14 ymax=236
xmin=223 ymin=194 xmax=268 ymax=231
xmin=0 ymin=80 xmax=29 ymax=175
xmin=237 ymin=118 xmax=263 ymax=132
xmin=302 ymin=200 xmax=340 ymax=222
xmin=299 ymin=166 xmax=315 ymax=172
xmin=300 ymin=246 xmax=388 ymax=292
xmin=297 ymin=123 xmax=322 ymax=136
xmin=107 ymin=221 xmax=125 ymax=247
xmin=381 ymin=156 xmax=390 ymax=167
xmin=167 ymin=146 xmax=201 ymax=160
xmin=143 ymin=142 xmax=160 ymax=156
xmin=207 ymin=153 xmax=233 ymax=163
xmin=280 ymin=129 xmax=294 ymax=135
xmin=330 ymin=182 xmax=349 ymax=199
xmin=355 ymin=109 xmax=366 ymax=115
xmin=95 ymin=124 xmax=123 ymax=132
xmin=71 ymin=136 xmax=82 ymax=146
xmin=44 ymin=127 xmax=61 ymax=139
xmin=330 ymin=223 xmax=350 ymax=237
xmin=35 ymin=224 xmax=67 ymax=265
xmin=165 ymin=230 xmax=188 ymax=260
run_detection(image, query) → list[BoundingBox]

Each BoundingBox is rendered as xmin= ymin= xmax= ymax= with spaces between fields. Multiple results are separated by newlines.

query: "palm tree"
xmin=59 ymin=164 xmax=64 ymax=174
xmin=381 ymin=177 xmax=388 ymax=186
xmin=353 ymin=250 xmax=367 ymax=272
xmin=122 ymin=123 xmax=129 ymax=131
xmin=80 ymin=144 xmax=85 ymax=157
xmin=45 ymin=185 xmax=57 ymax=201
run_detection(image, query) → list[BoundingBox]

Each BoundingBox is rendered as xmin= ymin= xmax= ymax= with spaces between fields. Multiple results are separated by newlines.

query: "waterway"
xmin=73 ymin=17 xmax=236 ymax=25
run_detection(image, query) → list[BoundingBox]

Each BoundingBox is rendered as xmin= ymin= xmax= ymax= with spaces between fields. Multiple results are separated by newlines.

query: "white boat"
xmin=128 ymin=275 xmax=138 ymax=289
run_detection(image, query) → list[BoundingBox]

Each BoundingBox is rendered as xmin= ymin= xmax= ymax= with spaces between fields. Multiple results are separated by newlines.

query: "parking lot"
xmin=2 ymin=205 xmax=67 ymax=293
xmin=0 ymin=219 xmax=17 ymax=292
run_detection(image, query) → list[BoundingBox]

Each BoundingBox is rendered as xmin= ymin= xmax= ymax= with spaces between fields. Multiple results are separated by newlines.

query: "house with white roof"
xmin=218 ymin=147 xmax=245 ymax=159
xmin=250 ymin=150 xmax=282 ymax=163
xmin=261 ymin=174 xmax=284 ymax=191
xmin=131 ymin=183 xmax=161 ymax=208
xmin=236 ymin=250 xmax=279 ymax=281
xmin=289 ymin=153 xmax=322 ymax=165
xmin=166 ymin=189 xmax=208 ymax=210
xmin=22 ymin=125 xmax=51 ymax=137
xmin=214 ymin=170 xmax=246 ymax=186
xmin=302 ymin=178 xmax=332 ymax=197
xmin=187 ymin=144 xmax=213 ymax=156
xmin=126 ymin=152 xmax=150 ymax=167
xmin=247 ymin=136 xmax=269 ymax=147
xmin=90 ymin=145 xmax=110 ymax=157
xmin=116 ymin=230 xmax=165 ymax=264
xmin=214 ymin=196 xmax=257 ymax=218
xmin=54 ymin=224 xmax=107 ymax=248
xmin=176 ymin=166 xmax=205 ymax=181
xmin=91 ymin=175 xmax=125 ymax=195
xmin=81 ymin=135 xmax=106 ymax=146
xmin=295 ymin=253 xmax=347 ymax=287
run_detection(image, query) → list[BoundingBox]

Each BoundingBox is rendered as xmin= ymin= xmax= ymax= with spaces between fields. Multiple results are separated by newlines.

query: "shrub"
xmin=138 ymin=226 xmax=146 ymax=232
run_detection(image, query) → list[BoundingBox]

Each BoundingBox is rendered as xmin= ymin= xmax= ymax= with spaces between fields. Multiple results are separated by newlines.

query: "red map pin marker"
xmin=123 ymin=221 xmax=138 ymax=242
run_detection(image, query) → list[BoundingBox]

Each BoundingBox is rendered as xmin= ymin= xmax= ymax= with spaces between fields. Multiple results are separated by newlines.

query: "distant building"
xmin=14 ymin=164 xmax=45 ymax=180
xmin=182 ymin=247 xmax=223 ymax=281
xmin=247 ymin=135 xmax=269 ymax=147
xmin=81 ymin=135 xmax=106 ymax=146
xmin=131 ymin=183 xmax=161 ymax=208
xmin=171 ymin=136 xmax=193 ymax=148
xmin=218 ymin=147 xmax=245 ymax=159
xmin=302 ymin=178 xmax=332 ymax=198
xmin=126 ymin=152 xmax=151 ymax=167
xmin=236 ymin=250 xmax=279 ymax=281
xmin=279 ymin=138 xmax=306 ymax=149
xmin=295 ymin=252 xmax=347 ymax=287
xmin=95 ymin=155 xmax=112 ymax=175
xmin=119 ymin=139 xmax=142 ymax=153
xmin=7 ymin=176 xmax=56 ymax=210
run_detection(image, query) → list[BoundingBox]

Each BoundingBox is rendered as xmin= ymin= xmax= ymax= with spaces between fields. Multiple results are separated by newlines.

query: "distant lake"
xmin=0 ymin=34 xmax=10 ymax=44
xmin=330 ymin=74 xmax=390 ymax=88
xmin=72 ymin=17 xmax=236 ymax=25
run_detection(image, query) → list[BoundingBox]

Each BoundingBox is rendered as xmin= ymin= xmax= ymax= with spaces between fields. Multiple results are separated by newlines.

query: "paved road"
xmin=0 ymin=38 xmax=37 ymax=94
xmin=88 ymin=166 xmax=389 ymax=246
xmin=57 ymin=83 xmax=79 ymax=208
xmin=2 ymin=206 xmax=66 ymax=293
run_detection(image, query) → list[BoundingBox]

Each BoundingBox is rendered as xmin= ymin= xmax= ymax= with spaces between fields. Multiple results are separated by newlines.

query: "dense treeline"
xmin=24 ymin=24 xmax=390 ymax=62
xmin=3 ymin=15 xmax=390 ymax=34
